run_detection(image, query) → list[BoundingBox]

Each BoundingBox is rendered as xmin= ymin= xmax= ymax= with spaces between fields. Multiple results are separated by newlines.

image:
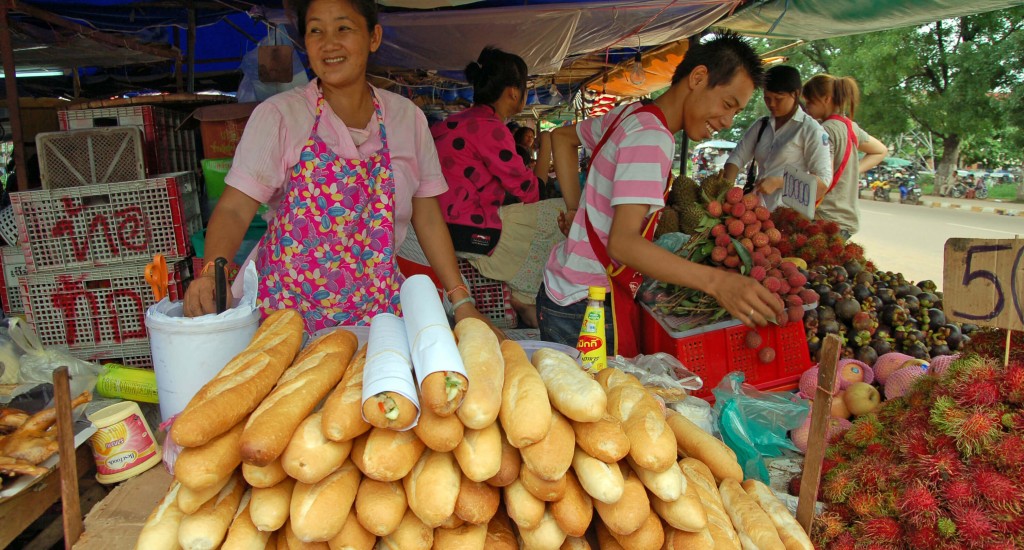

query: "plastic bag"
xmin=8 ymin=318 xmax=100 ymax=402
xmin=712 ymin=372 xmax=809 ymax=483
xmin=608 ymin=352 xmax=702 ymax=403
xmin=0 ymin=321 xmax=22 ymax=385
xmin=237 ymin=28 xmax=309 ymax=103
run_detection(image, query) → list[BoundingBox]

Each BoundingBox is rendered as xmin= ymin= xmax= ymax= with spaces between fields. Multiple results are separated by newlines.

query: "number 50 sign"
xmin=943 ymin=238 xmax=1024 ymax=331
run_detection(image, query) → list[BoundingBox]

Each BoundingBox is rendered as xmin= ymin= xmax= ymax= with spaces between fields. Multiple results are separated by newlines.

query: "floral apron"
xmin=256 ymin=93 xmax=402 ymax=333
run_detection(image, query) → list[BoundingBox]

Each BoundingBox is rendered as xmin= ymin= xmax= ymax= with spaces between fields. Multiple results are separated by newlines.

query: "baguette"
xmin=626 ymin=456 xmax=682 ymax=502
xmin=595 ymin=522 xmax=626 ymax=550
xmin=321 ymin=347 xmax=371 ymax=442
xmin=498 ymin=340 xmax=552 ymax=448
xmin=454 ymin=318 xmax=504 ymax=429
xmin=485 ymin=427 xmax=521 ymax=487
xmin=283 ymin=521 xmax=329 ymax=549
xmin=173 ymin=309 xmax=303 ymax=447
xmin=290 ymin=460 xmax=361 ymax=542
xmin=484 ymin=512 xmax=518 ymax=550
xmin=667 ymin=411 xmax=743 ymax=483
xmin=377 ymin=508 xmax=433 ymax=550
xmin=354 ymin=478 xmax=406 ymax=536
xmin=742 ymin=479 xmax=813 ymax=550
xmin=454 ymin=474 xmax=500 ymax=525
xmin=571 ymin=446 xmax=624 ymax=504
xmin=520 ymin=464 xmax=566 ymax=502
xmin=175 ymin=421 xmax=244 ymax=491
xmin=517 ymin=508 xmax=567 ymax=550
xmin=403 ymin=450 xmax=461 ymax=528
xmin=243 ymin=458 xmax=288 ymax=489
xmin=664 ymin=527 xmax=715 ymax=550
xmin=432 ymin=523 xmax=487 ymax=550
xmin=178 ymin=474 xmax=232 ymax=515
xmin=594 ymin=464 xmax=650 ymax=536
xmin=250 ymin=477 xmax=295 ymax=532
xmin=520 ymin=410 xmax=574 ymax=481
xmin=608 ymin=510 xmax=665 ymax=550
xmin=440 ymin=514 xmax=465 ymax=529
xmin=420 ymin=370 xmax=467 ymax=417
xmin=223 ymin=490 xmax=272 ymax=550
xmin=550 ymin=471 xmax=592 ymax=538
xmin=560 ymin=537 xmax=591 ymax=550
xmin=282 ymin=411 xmax=352 ymax=484
xmin=327 ymin=513 xmax=375 ymax=550
xmin=453 ymin=422 xmax=502 ymax=482
xmin=719 ymin=479 xmax=785 ymax=550
xmin=178 ymin=471 xmax=246 ymax=550
xmin=412 ymin=401 xmax=464 ymax=452
xmin=531 ymin=348 xmax=606 ymax=422
xmin=608 ymin=384 xmax=676 ymax=473
xmin=135 ymin=481 xmax=184 ymax=550
xmin=350 ymin=427 xmax=425 ymax=482
xmin=680 ymin=459 xmax=740 ymax=550
xmin=362 ymin=391 xmax=418 ymax=430
xmin=570 ymin=415 xmax=629 ymax=463
xmin=650 ymin=466 xmax=708 ymax=533
xmin=503 ymin=477 xmax=545 ymax=530
xmin=241 ymin=332 xmax=357 ymax=465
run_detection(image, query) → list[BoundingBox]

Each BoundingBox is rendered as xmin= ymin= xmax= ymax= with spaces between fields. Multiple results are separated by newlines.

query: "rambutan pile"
xmin=770 ymin=207 xmax=866 ymax=269
xmin=812 ymin=353 xmax=1024 ymax=549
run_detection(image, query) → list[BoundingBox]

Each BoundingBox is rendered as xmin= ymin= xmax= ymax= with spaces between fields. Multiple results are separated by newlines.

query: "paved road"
xmin=853 ymin=197 xmax=1024 ymax=290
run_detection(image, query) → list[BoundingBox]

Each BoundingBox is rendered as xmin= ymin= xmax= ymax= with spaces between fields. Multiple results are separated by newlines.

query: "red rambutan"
xmin=942 ymin=478 xmax=976 ymax=505
xmin=823 ymin=467 xmax=857 ymax=503
xmin=906 ymin=525 xmax=943 ymax=548
xmin=806 ymin=224 xmax=822 ymax=236
xmin=897 ymin=482 xmax=940 ymax=527
xmin=859 ymin=517 xmax=903 ymax=545
xmin=822 ymin=221 xmax=841 ymax=235
xmin=848 ymin=491 xmax=887 ymax=518
xmin=814 ymin=510 xmax=847 ymax=542
xmin=844 ymin=415 xmax=885 ymax=448
xmin=993 ymin=435 xmax=1024 ymax=467
xmin=793 ymin=233 xmax=809 ymax=247
xmin=1004 ymin=365 xmax=1024 ymax=404
xmin=955 ymin=378 xmax=1003 ymax=407
xmin=828 ymin=532 xmax=857 ymax=550
xmin=975 ymin=468 xmax=1023 ymax=513
xmin=952 ymin=504 xmax=997 ymax=542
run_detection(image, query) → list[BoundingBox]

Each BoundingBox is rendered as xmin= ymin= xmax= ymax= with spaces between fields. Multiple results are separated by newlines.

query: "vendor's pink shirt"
xmin=226 ymin=78 xmax=448 ymax=247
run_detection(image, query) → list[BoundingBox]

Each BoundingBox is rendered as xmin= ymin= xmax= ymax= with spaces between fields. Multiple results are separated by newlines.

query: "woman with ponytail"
xmin=800 ymin=74 xmax=887 ymax=240
xmin=432 ymin=47 xmax=565 ymax=327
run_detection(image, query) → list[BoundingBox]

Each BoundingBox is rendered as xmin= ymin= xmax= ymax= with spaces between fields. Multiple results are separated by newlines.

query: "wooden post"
xmin=0 ymin=1 xmax=29 ymax=191
xmin=186 ymin=0 xmax=196 ymax=94
xmin=796 ymin=333 xmax=842 ymax=535
xmin=53 ymin=366 xmax=84 ymax=548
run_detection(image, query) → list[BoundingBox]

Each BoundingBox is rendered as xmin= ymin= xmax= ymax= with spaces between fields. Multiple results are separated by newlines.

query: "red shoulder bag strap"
xmin=824 ymin=114 xmax=858 ymax=197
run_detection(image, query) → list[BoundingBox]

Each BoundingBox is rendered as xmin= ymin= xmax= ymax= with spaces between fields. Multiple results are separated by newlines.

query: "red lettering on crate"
xmin=50 ymin=275 xmax=147 ymax=346
xmin=51 ymin=200 xmax=153 ymax=261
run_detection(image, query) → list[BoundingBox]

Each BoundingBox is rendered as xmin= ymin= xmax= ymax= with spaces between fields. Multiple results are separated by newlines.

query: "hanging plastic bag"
xmin=237 ymin=26 xmax=308 ymax=103
xmin=7 ymin=318 xmax=100 ymax=404
xmin=712 ymin=372 xmax=809 ymax=483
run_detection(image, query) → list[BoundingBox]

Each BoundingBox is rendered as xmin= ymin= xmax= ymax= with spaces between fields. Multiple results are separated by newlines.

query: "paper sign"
xmin=781 ymin=166 xmax=817 ymax=219
xmin=399 ymin=275 xmax=468 ymax=389
xmin=361 ymin=313 xmax=420 ymax=430
xmin=943 ymin=237 xmax=1024 ymax=332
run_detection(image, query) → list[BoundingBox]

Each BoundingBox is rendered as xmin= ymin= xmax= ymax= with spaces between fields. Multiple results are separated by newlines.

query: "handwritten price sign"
xmin=943 ymin=238 xmax=1024 ymax=331
xmin=781 ymin=166 xmax=817 ymax=220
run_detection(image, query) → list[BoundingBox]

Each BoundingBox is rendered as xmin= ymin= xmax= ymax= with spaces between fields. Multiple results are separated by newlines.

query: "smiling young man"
xmin=537 ymin=32 xmax=783 ymax=356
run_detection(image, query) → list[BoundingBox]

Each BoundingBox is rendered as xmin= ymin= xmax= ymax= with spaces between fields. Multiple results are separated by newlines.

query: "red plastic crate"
xmin=19 ymin=260 xmax=189 ymax=352
xmin=640 ymin=305 xmax=811 ymax=399
xmin=458 ymin=258 xmax=517 ymax=329
xmin=59 ymin=106 xmax=199 ymax=176
xmin=12 ymin=172 xmax=201 ymax=273
xmin=0 ymin=246 xmax=26 ymax=315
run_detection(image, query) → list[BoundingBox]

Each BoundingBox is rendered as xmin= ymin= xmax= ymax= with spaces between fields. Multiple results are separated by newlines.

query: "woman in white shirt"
xmin=723 ymin=65 xmax=832 ymax=211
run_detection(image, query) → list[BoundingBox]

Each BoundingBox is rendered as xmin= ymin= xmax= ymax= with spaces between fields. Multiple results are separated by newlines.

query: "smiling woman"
xmin=183 ymin=0 xmax=501 ymax=339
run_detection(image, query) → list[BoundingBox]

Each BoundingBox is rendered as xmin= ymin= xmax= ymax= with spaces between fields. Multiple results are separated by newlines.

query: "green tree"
xmin=791 ymin=8 xmax=1024 ymax=195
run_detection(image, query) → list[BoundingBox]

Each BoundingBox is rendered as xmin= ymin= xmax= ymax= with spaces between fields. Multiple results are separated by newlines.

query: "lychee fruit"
xmin=740 ymin=238 xmax=754 ymax=252
xmin=741 ymin=211 xmax=758 ymax=226
xmin=750 ymin=265 xmax=767 ymax=282
xmin=763 ymin=220 xmax=775 ymax=230
xmin=763 ymin=277 xmax=782 ymax=293
xmin=752 ymin=232 xmax=770 ymax=249
xmin=731 ymin=202 xmax=747 ymax=218
xmin=799 ymin=288 xmax=819 ymax=305
xmin=727 ymin=219 xmax=744 ymax=237
xmin=766 ymin=228 xmax=782 ymax=244
xmin=742 ymin=193 xmax=759 ymax=209
xmin=706 ymin=200 xmax=723 ymax=218
xmin=786 ymin=295 xmax=804 ymax=308
xmin=710 ymin=223 xmax=726 ymax=237
xmin=722 ymin=202 xmax=733 ymax=215
xmin=711 ymin=246 xmax=728 ymax=263
xmin=755 ymin=206 xmax=770 ymax=221
xmin=788 ymin=305 xmax=803 ymax=323
xmin=725 ymin=186 xmax=743 ymax=204
xmin=752 ymin=251 xmax=767 ymax=266
xmin=759 ymin=347 xmax=776 ymax=364
xmin=788 ymin=272 xmax=807 ymax=288
xmin=745 ymin=330 xmax=762 ymax=349
xmin=724 ymin=255 xmax=740 ymax=268
xmin=715 ymin=233 xmax=731 ymax=247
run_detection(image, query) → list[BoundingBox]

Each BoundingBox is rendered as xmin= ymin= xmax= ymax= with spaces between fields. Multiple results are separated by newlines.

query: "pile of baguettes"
xmin=135 ymin=309 xmax=813 ymax=550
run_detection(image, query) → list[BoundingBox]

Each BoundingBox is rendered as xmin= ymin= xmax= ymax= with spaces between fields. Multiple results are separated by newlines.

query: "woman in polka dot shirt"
xmin=432 ymin=47 xmax=567 ymax=327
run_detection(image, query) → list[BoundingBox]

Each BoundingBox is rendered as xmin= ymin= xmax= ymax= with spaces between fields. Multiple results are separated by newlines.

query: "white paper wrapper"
xmin=361 ymin=313 xmax=420 ymax=430
xmin=399 ymin=275 xmax=467 ymax=389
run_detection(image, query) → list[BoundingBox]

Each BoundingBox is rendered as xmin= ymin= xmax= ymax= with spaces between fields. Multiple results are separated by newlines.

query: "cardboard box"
xmin=75 ymin=466 xmax=172 ymax=550
xmin=189 ymin=103 xmax=258 ymax=159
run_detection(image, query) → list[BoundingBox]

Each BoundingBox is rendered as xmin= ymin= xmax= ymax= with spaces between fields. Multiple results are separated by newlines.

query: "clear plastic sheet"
xmin=608 ymin=352 xmax=702 ymax=403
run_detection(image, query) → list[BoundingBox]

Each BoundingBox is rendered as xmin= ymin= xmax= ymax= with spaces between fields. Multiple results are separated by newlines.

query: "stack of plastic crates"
xmin=0 ymin=246 xmax=26 ymax=315
xmin=10 ymin=172 xmax=201 ymax=365
xmin=59 ymin=105 xmax=199 ymax=178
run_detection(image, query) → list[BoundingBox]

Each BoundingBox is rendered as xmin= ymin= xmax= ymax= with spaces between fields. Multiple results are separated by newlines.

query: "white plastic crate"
xmin=0 ymin=205 xmax=18 ymax=246
xmin=0 ymin=246 xmax=26 ymax=315
xmin=37 ymin=127 xmax=147 ymax=189
xmin=63 ymin=341 xmax=153 ymax=368
xmin=19 ymin=259 xmax=189 ymax=352
xmin=12 ymin=172 xmax=201 ymax=273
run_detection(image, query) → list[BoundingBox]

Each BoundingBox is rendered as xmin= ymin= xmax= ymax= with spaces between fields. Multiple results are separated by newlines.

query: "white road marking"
xmin=947 ymin=223 xmax=1018 ymax=235
xmin=862 ymin=211 xmax=894 ymax=216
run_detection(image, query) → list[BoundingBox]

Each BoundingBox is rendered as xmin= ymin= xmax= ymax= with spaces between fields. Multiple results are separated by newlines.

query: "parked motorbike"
xmin=967 ymin=181 xmax=989 ymax=200
xmin=899 ymin=179 xmax=922 ymax=205
xmin=871 ymin=180 xmax=892 ymax=202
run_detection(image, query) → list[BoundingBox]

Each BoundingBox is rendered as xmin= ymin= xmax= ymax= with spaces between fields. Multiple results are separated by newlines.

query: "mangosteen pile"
xmin=801 ymin=261 xmax=976 ymax=363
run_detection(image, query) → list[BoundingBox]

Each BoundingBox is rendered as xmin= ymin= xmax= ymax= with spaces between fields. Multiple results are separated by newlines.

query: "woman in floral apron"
xmin=184 ymin=0 xmax=495 ymax=336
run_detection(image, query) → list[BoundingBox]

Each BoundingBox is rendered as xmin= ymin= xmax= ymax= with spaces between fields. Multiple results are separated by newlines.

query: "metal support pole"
xmin=0 ymin=1 xmax=28 ymax=191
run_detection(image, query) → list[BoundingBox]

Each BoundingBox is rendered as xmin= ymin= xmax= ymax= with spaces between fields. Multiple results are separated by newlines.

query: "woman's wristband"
xmin=450 ymin=296 xmax=476 ymax=312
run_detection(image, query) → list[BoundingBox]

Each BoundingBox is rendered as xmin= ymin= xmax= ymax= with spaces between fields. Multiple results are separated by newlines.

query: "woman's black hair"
xmin=465 ymin=47 xmax=529 ymax=106
xmin=295 ymin=0 xmax=379 ymax=37
xmin=513 ymin=126 xmax=535 ymax=146
xmin=765 ymin=65 xmax=803 ymax=94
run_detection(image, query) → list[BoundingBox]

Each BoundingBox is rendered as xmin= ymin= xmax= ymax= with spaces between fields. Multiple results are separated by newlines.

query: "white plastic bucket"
xmin=146 ymin=300 xmax=260 ymax=420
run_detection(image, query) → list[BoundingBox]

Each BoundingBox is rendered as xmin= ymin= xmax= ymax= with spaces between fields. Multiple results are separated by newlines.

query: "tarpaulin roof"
xmin=717 ymin=0 xmax=1024 ymax=41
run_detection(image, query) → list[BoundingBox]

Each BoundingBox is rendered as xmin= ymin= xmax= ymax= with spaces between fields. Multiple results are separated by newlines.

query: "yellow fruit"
xmin=783 ymin=257 xmax=808 ymax=270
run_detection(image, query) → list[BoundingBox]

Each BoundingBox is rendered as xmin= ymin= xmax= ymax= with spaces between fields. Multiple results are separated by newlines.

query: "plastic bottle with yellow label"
xmin=95 ymin=363 xmax=159 ymax=404
xmin=576 ymin=286 xmax=608 ymax=373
